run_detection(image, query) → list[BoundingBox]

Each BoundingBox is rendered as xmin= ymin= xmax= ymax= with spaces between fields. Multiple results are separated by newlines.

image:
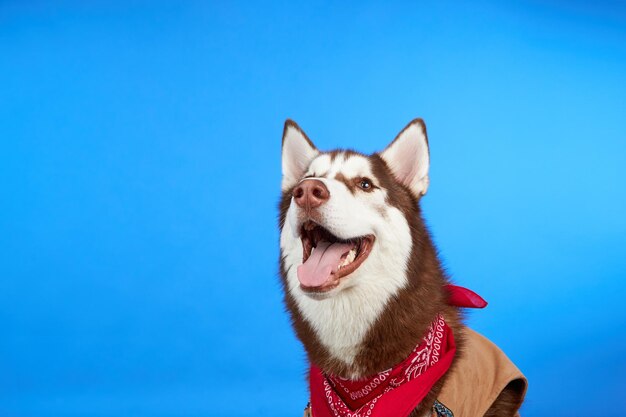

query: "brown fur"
xmin=333 ymin=173 xmax=379 ymax=194
xmin=333 ymin=173 xmax=357 ymax=194
xmin=484 ymin=379 xmax=526 ymax=417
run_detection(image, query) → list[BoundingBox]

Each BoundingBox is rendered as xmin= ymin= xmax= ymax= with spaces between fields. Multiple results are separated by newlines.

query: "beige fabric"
xmin=437 ymin=328 xmax=527 ymax=417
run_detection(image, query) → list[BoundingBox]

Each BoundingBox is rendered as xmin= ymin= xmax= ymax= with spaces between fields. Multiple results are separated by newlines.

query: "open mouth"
xmin=297 ymin=221 xmax=375 ymax=293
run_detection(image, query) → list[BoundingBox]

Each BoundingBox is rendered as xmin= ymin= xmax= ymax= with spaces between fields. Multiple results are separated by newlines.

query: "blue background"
xmin=1 ymin=1 xmax=625 ymax=416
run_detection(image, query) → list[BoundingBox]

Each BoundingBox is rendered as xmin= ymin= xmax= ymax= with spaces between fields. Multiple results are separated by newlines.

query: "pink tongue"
xmin=297 ymin=241 xmax=354 ymax=287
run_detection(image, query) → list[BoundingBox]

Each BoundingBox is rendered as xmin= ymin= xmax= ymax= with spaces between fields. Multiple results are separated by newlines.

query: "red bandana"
xmin=308 ymin=285 xmax=485 ymax=417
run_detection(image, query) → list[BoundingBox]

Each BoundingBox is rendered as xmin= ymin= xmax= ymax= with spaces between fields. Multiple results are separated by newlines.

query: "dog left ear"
xmin=282 ymin=119 xmax=319 ymax=191
xmin=380 ymin=119 xmax=430 ymax=197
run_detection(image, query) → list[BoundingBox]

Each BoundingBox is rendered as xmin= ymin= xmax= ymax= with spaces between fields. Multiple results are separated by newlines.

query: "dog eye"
xmin=359 ymin=178 xmax=373 ymax=190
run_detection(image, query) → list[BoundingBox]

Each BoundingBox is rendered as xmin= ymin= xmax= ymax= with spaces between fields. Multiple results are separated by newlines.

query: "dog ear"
xmin=380 ymin=119 xmax=430 ymax=197
xmin=282 ymin=119 xmax=319 ymax=191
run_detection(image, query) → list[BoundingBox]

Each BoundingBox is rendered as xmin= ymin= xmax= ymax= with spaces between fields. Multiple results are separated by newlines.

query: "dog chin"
xmin=300 ymin=286 xmax=340 ymax=300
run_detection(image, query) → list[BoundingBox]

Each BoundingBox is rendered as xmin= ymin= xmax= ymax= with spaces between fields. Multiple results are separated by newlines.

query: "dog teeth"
xmin=339 ymin=248 xmax=357 ymax=268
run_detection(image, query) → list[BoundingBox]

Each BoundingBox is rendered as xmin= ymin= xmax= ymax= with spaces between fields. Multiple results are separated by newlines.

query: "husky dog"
xmin=278 ymin=119 xmax=526 ymax=417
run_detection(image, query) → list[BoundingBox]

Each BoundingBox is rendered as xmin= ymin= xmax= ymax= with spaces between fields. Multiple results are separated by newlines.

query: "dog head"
xmin=279 ymin=119 xmax=430 ymax=303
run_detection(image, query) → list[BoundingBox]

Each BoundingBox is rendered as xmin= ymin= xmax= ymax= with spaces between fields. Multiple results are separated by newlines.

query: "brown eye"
xmin=359 ymin=178 xmax=372 ymax=190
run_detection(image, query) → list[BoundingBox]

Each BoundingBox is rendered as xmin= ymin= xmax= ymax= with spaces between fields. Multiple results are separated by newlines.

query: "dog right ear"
xmin=380 ymin=119 xmax=430 ymax=197
xmin=281 ymin=119 xmax=319 ymax=191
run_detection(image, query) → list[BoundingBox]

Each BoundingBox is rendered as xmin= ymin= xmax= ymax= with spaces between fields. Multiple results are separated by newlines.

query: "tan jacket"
xmin=303 ymin=328 xmax=527 ymax=417
xmin=436 ymin=328 xmax=527 ymax=416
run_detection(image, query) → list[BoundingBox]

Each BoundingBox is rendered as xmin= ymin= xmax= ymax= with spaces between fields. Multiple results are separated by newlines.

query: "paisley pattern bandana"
xmin=307 ymin=285 xmax=485 ymax=417
xmin=309 ymin=314 xmax=455 ymax=417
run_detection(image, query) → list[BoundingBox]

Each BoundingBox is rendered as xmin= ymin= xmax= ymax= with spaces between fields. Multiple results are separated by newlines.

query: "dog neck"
xmin=282 ymin=221 xmax=462 ymax=380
